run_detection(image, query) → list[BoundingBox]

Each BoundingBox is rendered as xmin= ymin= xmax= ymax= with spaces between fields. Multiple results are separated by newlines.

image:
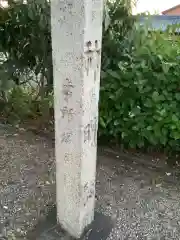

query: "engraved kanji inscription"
xmin=61 ymin=131 xmax=73 ymax=143
xmin=84 ymin=123 xmax=91 ymax=143
xmin=64 ymin=153 xmax=73 ymax=163
xmin=63 ymin=78 xmax=75 ymax=102
xmin=84 ymin=117 xmax=98 ymax=146
xmin=60 ymin=107 xmax=75 ymax=122
xmin=82 ymin=181 xmax=95 ymax=207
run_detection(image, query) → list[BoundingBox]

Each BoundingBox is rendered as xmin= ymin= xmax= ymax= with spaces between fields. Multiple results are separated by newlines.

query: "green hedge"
xmin=0 ymin=0 xmax=135 ymax=125
xmin=99 ymin=27 xmax=180 ymax=151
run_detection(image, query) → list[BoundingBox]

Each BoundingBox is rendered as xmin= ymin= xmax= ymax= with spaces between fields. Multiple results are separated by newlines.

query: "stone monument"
xmin=51 ymin=0 xmax=103 ymax=238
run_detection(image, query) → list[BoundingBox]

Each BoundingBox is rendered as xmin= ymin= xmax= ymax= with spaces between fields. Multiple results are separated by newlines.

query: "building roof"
xmin=138 ymin=15 xmax=180 ymax=32
xmin=162 ymin=4 xmax=180 ymax=15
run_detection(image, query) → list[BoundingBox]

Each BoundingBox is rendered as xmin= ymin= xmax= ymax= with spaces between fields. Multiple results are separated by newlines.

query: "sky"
xmin=0 ymin=0 xmax=179 ymax=14
xmin=133 ymin=0 xmax=180 ymax=14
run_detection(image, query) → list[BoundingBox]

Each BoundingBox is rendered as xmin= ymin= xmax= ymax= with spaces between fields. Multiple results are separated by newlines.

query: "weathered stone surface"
xmin=51 ymin=0 xmax=103 ymax=238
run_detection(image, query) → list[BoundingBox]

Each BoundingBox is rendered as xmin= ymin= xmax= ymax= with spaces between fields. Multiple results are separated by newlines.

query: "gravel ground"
xmin=1 ymin=124 xmax=180 ymax=239
xmin=97 ymin=151 xmax=180 ymax=240
xmin=0 ymin=124 xmax=56 ymax=239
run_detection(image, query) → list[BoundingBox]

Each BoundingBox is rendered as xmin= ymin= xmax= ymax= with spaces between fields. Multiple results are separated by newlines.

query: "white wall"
xmin=133 ymin=0 xmax=180 ymax=14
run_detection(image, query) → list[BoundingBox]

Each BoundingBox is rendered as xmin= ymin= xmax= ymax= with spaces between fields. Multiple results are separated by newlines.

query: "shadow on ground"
xmin=0 ymin=124 xmax=180 ymax=239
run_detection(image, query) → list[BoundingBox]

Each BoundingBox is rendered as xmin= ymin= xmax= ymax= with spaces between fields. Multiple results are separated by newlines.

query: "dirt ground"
xmin=1 ymin=124 xmax=180 ymax=239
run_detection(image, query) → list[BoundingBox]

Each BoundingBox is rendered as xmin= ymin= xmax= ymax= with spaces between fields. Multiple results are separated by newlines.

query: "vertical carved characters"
xmin=90 ymin=87 xmax=96 ymax=102
xmin=82 ymin=181 xmax=95 ymax=207
xmin=84 ymin=116 xmax=98 ymax=146
xmin=84 ymin=123 xmax=91 ymax=143
xmin=61 ymin=131 xmax=73 ymax=143
xmin=60 ymin=107 xmax=75 ymax=122
xmin=92 ymin=0 xmax=103 ymax=26
xmin=60 ymin=78 xmax=75 ymax=129
xmin=84 ymin=39 xmax=101 ymax=80
xmin=64 ymin=153 xmax=73 ymax=164
xmin=63 ymin=78 xmax=75 ymax=102
xmin=51 ymin=0 xmax=103 ymax=237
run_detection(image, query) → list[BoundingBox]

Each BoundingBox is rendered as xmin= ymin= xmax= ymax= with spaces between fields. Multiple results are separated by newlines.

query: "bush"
xmin=1 ymin=85 xmax=53 ymax=125
xmin=102 ymin=0 xmax=135 ymax=70
xmin=0 ymin=0 xmax=134 ymax=126
xmin=0 ymin=0 xmax=53 ymax=124
xmin=0 ymin=0 xmax=52 ymax=89
xmin=0 ymin=0 xmax=133 ymax=90
xmin=99 ymin=27 xmax=180 ymax=151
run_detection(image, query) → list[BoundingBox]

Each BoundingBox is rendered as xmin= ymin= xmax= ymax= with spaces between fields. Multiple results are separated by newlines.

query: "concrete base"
xmin=81 ymin=212 xmax=113 ymax=240
xmin=27 ymin=206 xmax=113 ymax=240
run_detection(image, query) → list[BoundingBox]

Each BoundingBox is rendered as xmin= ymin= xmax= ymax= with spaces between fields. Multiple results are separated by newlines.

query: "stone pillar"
xmin=51 ymin=0 xmax=103 ymax=238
